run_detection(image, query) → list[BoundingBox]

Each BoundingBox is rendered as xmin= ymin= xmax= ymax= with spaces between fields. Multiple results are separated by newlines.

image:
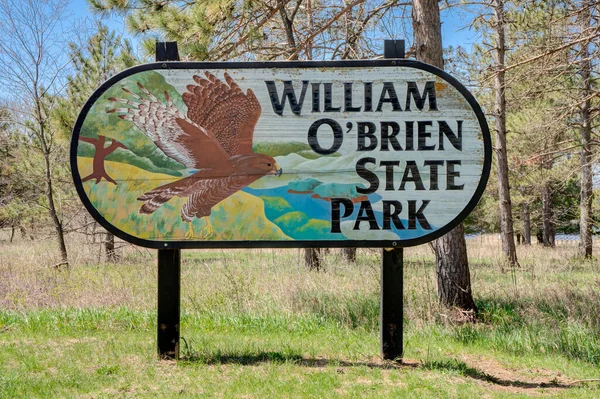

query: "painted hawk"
xmin=108 ymin=72 xmax=282 ymax=238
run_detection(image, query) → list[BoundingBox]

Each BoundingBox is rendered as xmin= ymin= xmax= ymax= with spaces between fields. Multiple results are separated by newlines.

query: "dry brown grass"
xmin=1 ymin=229 xmax=598 ymax=323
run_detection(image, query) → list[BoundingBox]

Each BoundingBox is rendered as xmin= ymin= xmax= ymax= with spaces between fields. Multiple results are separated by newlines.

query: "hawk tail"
xmin=137 ymin=179 xmax=187 ymax=215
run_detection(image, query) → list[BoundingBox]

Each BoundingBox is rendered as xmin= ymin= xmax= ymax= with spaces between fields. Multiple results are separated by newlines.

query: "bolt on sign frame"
xmin=71 ymin=41 xmax=491 ymax=360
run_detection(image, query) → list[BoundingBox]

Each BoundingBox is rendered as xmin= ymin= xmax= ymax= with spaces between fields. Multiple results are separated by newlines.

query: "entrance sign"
xmin=71 ymin=60 xmax=491 ymax=249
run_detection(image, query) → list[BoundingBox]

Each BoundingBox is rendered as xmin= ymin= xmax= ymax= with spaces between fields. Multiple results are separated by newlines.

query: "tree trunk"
xmin=105 ymin=231 xmax=117 ymax=262
xmin=35 ymin=86 xmax=68 ymax=264
xmin=44 ymin=151 xmax=68 ymax=264
xmin=280 ymin=1 xmax=323 ymax=270
xmin=412 ymin=0 xmax=444 ymax=67
xmin=277 ymin=0 xmax=298 ymax=60
xmin=305 ymin=0 xmax=314 ymax=60
xmin=91 ymin=221 xmax=97 ymax=243
xmin=433 ymin=224 xmax=477 ymax=311
xmin=413 ymin=0 xmax=476 ymax=312
xmin=304 ymin=248 xmax=322 ymax=271
xmin=341 ymin=247 xmax=357 ymax=263
xmin=541 ymin=182 xmax=554 ymax=247
xmin=536 ymin=230 xmax=543 ymax=245
xmin=522 ymin=203 xmax=531 ymax=245
xmin=492 ymin=0 xmax=518 ymax=267
xmin=578 ymin=0 xmax=593 ymax=258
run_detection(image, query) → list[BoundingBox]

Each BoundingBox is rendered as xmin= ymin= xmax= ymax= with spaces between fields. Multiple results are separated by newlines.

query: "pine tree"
xmin=576 ymin=0 xmax=594 ymax=258
xmin=413 ymin=0 xmax=477 ymax=313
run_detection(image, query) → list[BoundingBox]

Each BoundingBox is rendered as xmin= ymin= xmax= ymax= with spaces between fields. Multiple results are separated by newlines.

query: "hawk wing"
xmin=108 ymin=83 xmax=229 ymax=169
xmin=182 ymin=72 xmax=262 ymax=157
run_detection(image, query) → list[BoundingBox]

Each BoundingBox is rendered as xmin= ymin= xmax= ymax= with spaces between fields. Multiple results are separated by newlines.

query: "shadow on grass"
xmin=422 ymin=359 xmax=572 ymax=390
xmin=182 ymin=350 xmax=303 ymax=365
xmin=180 ymin=348 xmax=415 ymax=370
xmin=181 ymin=349 xmax=575 ymax=390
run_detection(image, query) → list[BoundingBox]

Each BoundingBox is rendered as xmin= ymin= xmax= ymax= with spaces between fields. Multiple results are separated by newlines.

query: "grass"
xmin=1 ymin=232 xmax=600 ymax=397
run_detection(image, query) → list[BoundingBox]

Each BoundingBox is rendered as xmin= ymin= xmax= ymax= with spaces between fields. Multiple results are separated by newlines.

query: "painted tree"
xmin=54 ymin=22 xmax=138 ymax=262
xmin=413 ymin=0 xmax=477 ymax=312
xmin=0 ymin=0 xmax=74 ymax=265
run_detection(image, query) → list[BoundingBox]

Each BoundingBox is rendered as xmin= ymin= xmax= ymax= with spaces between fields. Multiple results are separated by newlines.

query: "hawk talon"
xmin=199 ymin=219 xmax=215 ymax=239
xmin=184 ymin=222 xmax=195 ymax=240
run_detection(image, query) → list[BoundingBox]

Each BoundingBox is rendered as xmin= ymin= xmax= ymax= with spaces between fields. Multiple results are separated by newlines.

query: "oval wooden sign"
xmin=71 ymin=60 xmax=491 ymax=249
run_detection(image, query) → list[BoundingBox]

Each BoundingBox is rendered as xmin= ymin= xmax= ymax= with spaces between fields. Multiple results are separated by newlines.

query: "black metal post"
xmin=381 ymin=39 xmax=405 ymax=361
xmin=384 ymin=39 xmax=405 ymax=59
xmin=155 ymin=42 xmax=181 ymax=360
xmin=380 ymin=247 xmax=403 ymax=360
xmin=157 ymin=248 xmax=181 ymax=359
xmin=156 ymin=41 xmax=180 ymax=64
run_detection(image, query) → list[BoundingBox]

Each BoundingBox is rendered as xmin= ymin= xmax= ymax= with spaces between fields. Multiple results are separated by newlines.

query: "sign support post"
xmin=381 ymin=40 xmax=405 ymax=362
xmin=157 ymin=248 xmax=181 ymax=359
xmin=156 ymin=42 xmax=181 ymax=360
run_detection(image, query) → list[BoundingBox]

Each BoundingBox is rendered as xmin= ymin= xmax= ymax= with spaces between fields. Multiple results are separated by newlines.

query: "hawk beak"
xmin=275 ymin=163 xmax=282 ymax=177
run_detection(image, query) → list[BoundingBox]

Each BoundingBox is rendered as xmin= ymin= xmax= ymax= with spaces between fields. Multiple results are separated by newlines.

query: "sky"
xmin=68 ymin=0 xmax=481 ymax=56
xmin=70 ymin=0 xmax=133 ymax=39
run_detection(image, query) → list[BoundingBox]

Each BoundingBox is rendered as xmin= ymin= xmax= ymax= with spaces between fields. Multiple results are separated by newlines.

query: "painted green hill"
xmin=260 ymin=196 xmax=295 ymax=220
xmin=288 ymin=178 xmax=323 ymax=192
xmin=274 ymin=211 xmax=331 ymax=240
xmin=313 ymin=183 xmax=366 ymax=199
xmin=253 ymin=141 xmax=340 ymax=159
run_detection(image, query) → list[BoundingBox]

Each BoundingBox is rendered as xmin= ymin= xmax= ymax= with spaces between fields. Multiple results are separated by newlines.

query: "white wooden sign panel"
xmin=71 ymin=60 xmax=491 ymax=248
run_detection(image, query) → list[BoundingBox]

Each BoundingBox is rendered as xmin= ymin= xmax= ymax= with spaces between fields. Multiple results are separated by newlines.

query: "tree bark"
xmin=492 ymin=0 xmax=518 ymax=267
xmin=277 ymin=0 xmax=298 ymax=60
xmin=305 ymin=0 xmax=314 ymax=60
xmin=43 ymin=148 xmax=68 ymax=264
xmin=578 ymin=0 xmax=593 ymax=258
xmin=105 ymin=231 xmax=117 ymax=262
xmin=413 ymin=0 xmax=476 ymax=312
xmin=341 ymin=247 xmax=357 ymax=263
xmin=36 ymin=98 xmax=68 ymax=264
xmin=305 ymin=248 xmax=322 ymax=271
xmin=522 ymin=202 xmax=531 ymax=245
xmin=412 ymin=0 xmax=443 ymax=67
xmin=541 ymin=182 xmax=555 ymax=247
xmin=279 ymin=0 xmax=323 ymax=270
xmin=433 ymin=224 xmax=477 ymax=311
